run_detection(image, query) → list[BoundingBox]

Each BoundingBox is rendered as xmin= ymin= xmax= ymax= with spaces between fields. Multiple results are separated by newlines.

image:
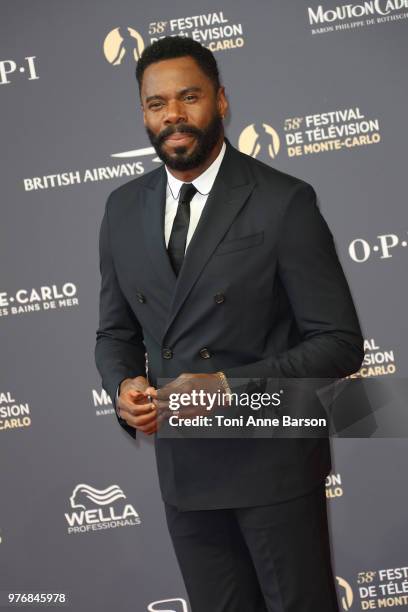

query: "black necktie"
xmin=167 ymin=182 xmax=197 ymax=276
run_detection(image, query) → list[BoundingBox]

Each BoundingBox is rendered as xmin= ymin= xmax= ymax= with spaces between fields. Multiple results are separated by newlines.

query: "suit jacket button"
xmin=199 ymin=347 xmax=211 ymax=359
xmin=214 ymin=293 xmax=225 ymax=304
xmin=162 ymin=348 xmax=173 ymax=359
xmin=136 ymin=292 xmax=146 ymax=303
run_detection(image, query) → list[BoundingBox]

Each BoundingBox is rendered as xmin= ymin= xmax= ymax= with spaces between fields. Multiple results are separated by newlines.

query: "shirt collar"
xmin=165 ymin=139 xmax=226 ymax=200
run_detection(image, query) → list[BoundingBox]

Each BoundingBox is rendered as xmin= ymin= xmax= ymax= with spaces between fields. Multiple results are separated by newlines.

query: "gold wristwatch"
xmin=216 ymin=371 xmax=232 ymax=396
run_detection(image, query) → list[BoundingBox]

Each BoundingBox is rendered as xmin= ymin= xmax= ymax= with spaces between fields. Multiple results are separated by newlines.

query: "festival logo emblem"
xmin=238 ymin=122 xmax=281 ymax=160
xmin=336 ymin=576 xmax=354 ymax=611
xmin=103 ymin=27 xmax=145 ymax=65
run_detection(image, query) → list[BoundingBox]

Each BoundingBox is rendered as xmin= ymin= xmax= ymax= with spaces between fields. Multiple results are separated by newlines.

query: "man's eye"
xmin=149 ymin=102 xmax=163 ymax=110
xmin=184 ymin=95 xmax=197 ymax=102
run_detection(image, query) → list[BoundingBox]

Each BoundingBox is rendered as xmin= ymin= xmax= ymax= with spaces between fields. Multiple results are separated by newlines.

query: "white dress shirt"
xmin=164 ymin=139 xmax=226 ymax=252
xmin=115 ymin=139 xmax=226 ymax=411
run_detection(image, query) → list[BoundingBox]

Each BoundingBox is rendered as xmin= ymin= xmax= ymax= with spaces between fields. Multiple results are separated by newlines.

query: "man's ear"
xmin=139 ymin=89 xmax=146 ymax=125
xmin=140 ymin=102 xmax=146 ymax=126
xmin=217 ymin=86 xmax=228 ymax=119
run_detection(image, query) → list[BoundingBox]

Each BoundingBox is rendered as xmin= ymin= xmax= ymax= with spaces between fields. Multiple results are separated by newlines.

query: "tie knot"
xmin=179 ymin=182 xmax=197 ymax=204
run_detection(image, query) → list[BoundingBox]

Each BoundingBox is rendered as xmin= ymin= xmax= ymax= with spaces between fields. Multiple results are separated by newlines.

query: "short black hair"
xmin=136 ymin=36 xmax=221 ymax=95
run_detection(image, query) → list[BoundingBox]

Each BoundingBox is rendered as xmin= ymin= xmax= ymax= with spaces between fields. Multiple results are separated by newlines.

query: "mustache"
xmin=157 ymin=124 xmax=202 ymax=145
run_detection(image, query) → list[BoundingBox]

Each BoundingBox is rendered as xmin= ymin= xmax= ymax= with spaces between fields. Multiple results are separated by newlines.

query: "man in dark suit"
xmin=95 ymin=36 xmax=364 ymax=612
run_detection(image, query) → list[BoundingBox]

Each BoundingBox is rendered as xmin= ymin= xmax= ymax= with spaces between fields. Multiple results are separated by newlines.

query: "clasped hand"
xmin=117 ymin=373 xmax=228 ymax=435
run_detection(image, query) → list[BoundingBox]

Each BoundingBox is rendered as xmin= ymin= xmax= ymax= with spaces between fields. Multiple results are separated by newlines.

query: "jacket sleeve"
xmin=222 ymin=183 xmax=364 ymax=382
xmin=95 ymin=194 xmax=147 ymax=439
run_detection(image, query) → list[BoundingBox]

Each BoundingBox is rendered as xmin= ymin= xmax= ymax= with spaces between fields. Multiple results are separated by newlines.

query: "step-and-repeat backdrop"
xmin=1 ymin=1 xmax=407 ymax=611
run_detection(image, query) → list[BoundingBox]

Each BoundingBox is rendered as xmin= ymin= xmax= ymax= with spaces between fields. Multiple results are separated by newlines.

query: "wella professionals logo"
xmin=147 ymin=599 xmax=188 ymax=612
xmin=64 ymin=484 xmax=141 ymax=535
xmin=238 ymin=123 xmax=281 ymax=160
xmin=103 ymin=27 xmax=145 ymax=65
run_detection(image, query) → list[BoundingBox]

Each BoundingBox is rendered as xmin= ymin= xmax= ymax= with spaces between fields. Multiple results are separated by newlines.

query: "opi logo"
xmin=64 ymin=484 xmax=141 ymax=535
xmin=0 ymin=56 xmax=39 ymax=85
xmin=349 ymin=233 xmax=408 ymax=262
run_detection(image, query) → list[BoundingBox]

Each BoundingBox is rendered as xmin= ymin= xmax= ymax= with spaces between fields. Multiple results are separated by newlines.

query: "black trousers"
xmin=164 ymin=482 xmax=340 ymax=612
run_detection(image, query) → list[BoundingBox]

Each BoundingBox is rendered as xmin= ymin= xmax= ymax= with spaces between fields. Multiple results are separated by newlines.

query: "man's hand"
xmin=150 ymin=373 xmax=230 ymax=422
xmin=117 ymin=376 xmax=158 ymax=435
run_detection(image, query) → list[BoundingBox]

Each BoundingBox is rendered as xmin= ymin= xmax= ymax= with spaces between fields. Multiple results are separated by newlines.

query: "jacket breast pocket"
xmin=214 ymin=231 xmax=264 ymax=256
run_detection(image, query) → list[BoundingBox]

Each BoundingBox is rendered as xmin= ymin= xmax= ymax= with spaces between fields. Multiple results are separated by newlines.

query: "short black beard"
xmin=145 ymin=112 xmax=224 ymax=171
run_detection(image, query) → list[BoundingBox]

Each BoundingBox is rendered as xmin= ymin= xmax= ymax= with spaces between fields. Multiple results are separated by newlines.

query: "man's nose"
xmin=163 ymin=100 xmax=187 ymax=125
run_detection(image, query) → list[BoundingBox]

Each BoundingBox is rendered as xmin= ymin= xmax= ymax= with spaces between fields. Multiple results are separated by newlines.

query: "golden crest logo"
xmin=103 ymin=27 xmax=145 ymax=65
xmin=336 ymin=576 xmax=354 ymax=611
xmin=238 ymin=123 xmax=281 ymax=160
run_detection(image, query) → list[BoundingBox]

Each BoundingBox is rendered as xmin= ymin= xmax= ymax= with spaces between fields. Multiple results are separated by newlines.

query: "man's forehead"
xmin=145 ymin=55 xmax=199 ymax=74
xmin=141 ymin=57 xmax=209 ymax=94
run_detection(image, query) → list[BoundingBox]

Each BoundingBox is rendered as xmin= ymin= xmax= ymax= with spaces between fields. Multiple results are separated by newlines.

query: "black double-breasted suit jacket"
xmin=95 ymin=137 xmax=364 ymax=510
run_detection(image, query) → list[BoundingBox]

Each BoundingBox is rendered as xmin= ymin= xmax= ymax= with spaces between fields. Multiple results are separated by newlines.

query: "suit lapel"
xmin=162 ymin=139 xmax=256 ymax=341
xmin=141 ymin=166 xmax=177 ymax=301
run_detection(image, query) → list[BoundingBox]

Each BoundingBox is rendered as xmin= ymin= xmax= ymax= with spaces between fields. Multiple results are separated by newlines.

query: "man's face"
xmin=140 ymin=56 xmax=228 ymax=171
